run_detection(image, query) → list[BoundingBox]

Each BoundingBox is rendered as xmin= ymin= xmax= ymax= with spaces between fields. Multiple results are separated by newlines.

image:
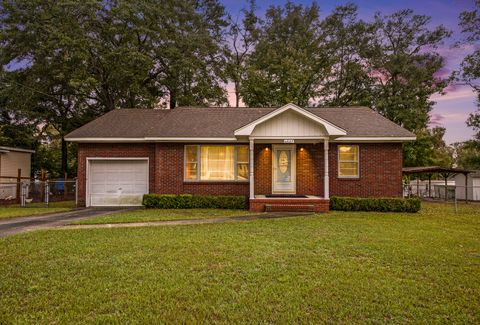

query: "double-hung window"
xmin=185 ymin=145 xmax=249 ymax=181
xmin=338 ymin=145 xmax=359 ymax=178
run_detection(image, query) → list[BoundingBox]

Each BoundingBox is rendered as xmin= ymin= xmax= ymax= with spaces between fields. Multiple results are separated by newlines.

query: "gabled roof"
xmin=65 ymin=105 xmax=416 ymax=142
xmin=234 ymin=103 xmax=346 ymax=136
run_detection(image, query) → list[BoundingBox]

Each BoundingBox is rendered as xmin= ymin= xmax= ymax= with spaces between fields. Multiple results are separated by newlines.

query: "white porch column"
xmin=249 ymin=138 xmax=254 ymax=199
xmin=324 ymin=138 xmax=329 ymax=199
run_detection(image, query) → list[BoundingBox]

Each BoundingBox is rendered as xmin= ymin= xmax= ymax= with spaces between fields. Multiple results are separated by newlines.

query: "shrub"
xmin=142 ymin=194 xmax=246 ymax=209
xmin=330 ymin=196 xmax=421 ymax=213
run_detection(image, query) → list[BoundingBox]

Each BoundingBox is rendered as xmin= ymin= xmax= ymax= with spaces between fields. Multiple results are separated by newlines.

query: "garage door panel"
xmin=90 ymin=184 xmax=106 ymax=194
xmin=106 ymin=173 xmax=134 ymax=182
xmin=88 ymin=159 xmax=148 ymax=206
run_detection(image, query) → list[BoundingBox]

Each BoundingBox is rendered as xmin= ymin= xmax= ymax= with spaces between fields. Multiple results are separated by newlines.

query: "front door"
xmin=272 ymin=144 xmax=296 ymax=194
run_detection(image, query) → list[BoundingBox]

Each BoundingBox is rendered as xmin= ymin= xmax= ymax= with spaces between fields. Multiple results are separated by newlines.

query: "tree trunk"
xmin=235 ymin=81 xmax=240 ymax=108
xmin=61 ymin=136 xmax=68 ymax=176
xmin=170 ymin=89 xmax=177 ymax=109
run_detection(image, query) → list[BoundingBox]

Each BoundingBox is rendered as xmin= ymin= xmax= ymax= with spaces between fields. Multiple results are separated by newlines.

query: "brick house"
xmin=65 ymin=103 xmax=415 ymax=212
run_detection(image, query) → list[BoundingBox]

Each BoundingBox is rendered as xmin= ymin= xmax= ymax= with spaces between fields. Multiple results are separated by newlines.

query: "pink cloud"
xmin=430 ymin=113 xmax=444 ymax=126
xmin=431 ymin=87 xmax=476 ymax=102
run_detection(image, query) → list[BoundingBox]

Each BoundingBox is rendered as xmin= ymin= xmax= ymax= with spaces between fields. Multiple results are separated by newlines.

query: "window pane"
xmin=338 ymin=145 xmax=359 ymax=177
xmin=185 ymin=146 xmax=198 ymax=180
xmin=237 ymin=163 xmax=249 ymax=180
xmin=237 ymin=145 xmax=249 ymax=162
xmin=339 ymin=152 xmax=357 ymax=161
xmin=237 ymin=146 xmax=249 ymax=180
xmin=201 ymin=146 xmax=235 ymax=180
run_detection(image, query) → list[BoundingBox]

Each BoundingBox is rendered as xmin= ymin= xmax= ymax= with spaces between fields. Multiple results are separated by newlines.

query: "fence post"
xmin=45 ymin=182 xmax=49 ymax=208
xmin=16 ymin=168 xmax=21 ymax=204
xmin=20 ymin=183 xmax=25 ymax=207
xmin=64 ymin=172 xmax=68 ymax=200
xmin=40 ymin=170 xmax=45 ymax=203
xmin=75 ymin=178 xmax=78 ymax=208
xmin=465 ymin=173 xmax=468 ymax=204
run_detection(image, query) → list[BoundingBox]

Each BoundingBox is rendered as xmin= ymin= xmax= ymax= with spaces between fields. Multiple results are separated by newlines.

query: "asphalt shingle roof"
xmin=65 ymin=106 xmax=415 ymax=139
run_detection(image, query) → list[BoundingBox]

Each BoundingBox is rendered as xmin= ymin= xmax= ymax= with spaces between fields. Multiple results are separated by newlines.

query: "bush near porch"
xmin=142 ymin=194 xmax=246 ymax=209
xmin=330 ymin=196 xmax=421 ymax=213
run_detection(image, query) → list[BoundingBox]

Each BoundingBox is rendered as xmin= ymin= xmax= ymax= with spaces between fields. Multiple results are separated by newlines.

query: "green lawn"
xmin=0 ymin=203 xmax=479 ymax=323
xmin=0 ymin=201 xmax=75 ymax=220
xmin=72 ymin=208 xmax=261 ymax=225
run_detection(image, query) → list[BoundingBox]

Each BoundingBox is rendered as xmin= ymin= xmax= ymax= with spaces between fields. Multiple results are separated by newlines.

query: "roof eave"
xmin=65 ymin=137 xmax=241 ymax=143
xmin=332 ymin=136 xmax=416 ymax=143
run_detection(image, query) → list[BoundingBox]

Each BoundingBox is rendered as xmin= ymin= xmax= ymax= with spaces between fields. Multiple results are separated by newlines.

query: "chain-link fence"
xmin=0 ymin=181 xmax=20 ymax=204
xmin=404 ymin=181 xmax=480 ymax=202
xmin=0 ymin=180 xmax=77 ymax=208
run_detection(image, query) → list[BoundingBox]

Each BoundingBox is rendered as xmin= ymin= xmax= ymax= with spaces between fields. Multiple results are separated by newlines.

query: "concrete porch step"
xmin=265 ymin=204 xmax=315 ymax=213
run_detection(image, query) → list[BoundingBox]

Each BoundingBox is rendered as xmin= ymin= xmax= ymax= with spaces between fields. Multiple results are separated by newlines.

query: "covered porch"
xmin=234 ymin=103 xmax=347 ymax=212
xmin=248 ymin=140 xmax=332 ymax=212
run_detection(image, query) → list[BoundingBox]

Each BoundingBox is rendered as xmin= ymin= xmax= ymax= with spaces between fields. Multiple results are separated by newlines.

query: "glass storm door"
xmin=272 ymin=144 xmax=296 ymax=194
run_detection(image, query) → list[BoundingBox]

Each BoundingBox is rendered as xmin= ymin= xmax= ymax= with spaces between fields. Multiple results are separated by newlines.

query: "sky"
xmin=221 ymin=0 xmax=479 ymax=144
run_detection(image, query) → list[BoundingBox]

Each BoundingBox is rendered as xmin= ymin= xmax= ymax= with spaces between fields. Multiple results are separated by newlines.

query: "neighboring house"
xmin=455 ymin=171 xmax=480 ymax=201
xmin=0 ymin=146 xmax=35 ymax=200
xmin=65 ymin=103 xmax=415 ymax=212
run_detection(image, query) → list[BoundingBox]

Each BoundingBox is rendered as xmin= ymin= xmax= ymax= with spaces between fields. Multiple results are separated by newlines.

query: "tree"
xmin=126 ymin=0 xmax=229 ymax=108
xmin=454 ymin=141 xmax=480 ymax=169
xmin=319 ymin=4 xmax=374 ymax=107
xmin=241 ymin=1 xmax=330 ymax=107
xmin=457 ymin=0 xmax=480 ymax=141
xmin=224 ymin=0 xmax=259 ymax=107
xmin=0 ymin=0 xmax=230 ymax=177
xmin=367 ymin=10 xmax=451 ymax=133
xmin=403 ymin=127 xmax=453 ymax=167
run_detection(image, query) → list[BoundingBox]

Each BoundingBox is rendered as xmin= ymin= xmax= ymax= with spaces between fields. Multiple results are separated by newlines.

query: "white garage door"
xmin=88 ymin=159 xmax=149 ymax=207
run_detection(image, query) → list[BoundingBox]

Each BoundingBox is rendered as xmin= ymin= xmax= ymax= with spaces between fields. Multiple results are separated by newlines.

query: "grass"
xmin=0 ymin=201 xmax=75 ymax=220
xmin=0 ymin=202 xmax=479 ymax=323
xmin=71 ymin=208 xmax=261 ymax=225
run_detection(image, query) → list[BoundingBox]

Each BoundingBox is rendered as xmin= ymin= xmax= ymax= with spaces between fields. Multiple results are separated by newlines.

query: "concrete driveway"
xmin=0 ymin=208 xmax=126 ymax=238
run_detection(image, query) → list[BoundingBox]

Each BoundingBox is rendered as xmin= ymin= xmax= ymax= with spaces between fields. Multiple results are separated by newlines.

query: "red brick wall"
xmin=329 ymin=143 xmax=403 ymax=197
xmin=77 ymin=142 xmax=403 ymax=206
xmin=253 ymin=144 xmax=272 ymax=194
xmin=296 ymin=144 xmax=324 ymax=196
xmin=254 ymin=144 xmax=324 ymax=196
xmin=253 ymin=142 xmax=402 ymax=197
xmin=77 ymin=143 xmax=249 ymax=206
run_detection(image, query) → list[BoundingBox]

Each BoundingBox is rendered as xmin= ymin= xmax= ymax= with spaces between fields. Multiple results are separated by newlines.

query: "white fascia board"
xmin=0 ymin=146 xmax=35 ymax=153
xmin=332 ymin=136 xmax=416 ymax=143
xmin=144 ymin=137 xmax=239 ymax=142
xmin=250 ymin=136 xmax=329 ymax=140
xmin=65 ymin=137 xmax=146 ymax=143
xmin=234 ymin=103 xmax=347 ymax=136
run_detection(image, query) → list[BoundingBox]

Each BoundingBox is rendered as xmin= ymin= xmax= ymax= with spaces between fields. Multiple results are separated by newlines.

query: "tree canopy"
xmin=1 ymin=0 xmax=473 ymax=175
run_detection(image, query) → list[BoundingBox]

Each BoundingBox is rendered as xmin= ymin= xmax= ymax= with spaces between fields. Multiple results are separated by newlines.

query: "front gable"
xmin=234 ymin=103 xmax=346 ymax=138
xmin=251 ymin=109 xmax=327 ymax=138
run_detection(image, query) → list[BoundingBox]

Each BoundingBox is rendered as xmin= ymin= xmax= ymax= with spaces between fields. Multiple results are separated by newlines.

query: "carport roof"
xmin=402 ymin=166 xmax=472 ymax=175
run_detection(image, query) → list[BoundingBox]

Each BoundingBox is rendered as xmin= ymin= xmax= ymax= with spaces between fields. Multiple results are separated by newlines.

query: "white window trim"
xmin=183 ymin=145 xmax=249 ymax=182
xmin=337 ymin=145 xmax=360 ymax=179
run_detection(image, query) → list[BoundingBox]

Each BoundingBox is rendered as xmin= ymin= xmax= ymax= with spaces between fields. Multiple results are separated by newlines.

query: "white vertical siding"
xmin=251 ymin=110 xmax=326 ymax=137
